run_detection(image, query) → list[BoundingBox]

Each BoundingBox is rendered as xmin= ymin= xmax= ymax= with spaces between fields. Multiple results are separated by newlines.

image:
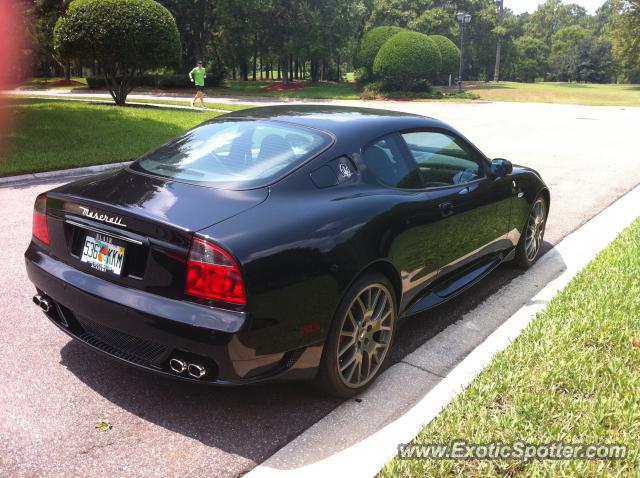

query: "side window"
xmin=402 ymin=131 xmax=482 ymax=188
xmin=362 ymin=134 xmax=420 ymax=188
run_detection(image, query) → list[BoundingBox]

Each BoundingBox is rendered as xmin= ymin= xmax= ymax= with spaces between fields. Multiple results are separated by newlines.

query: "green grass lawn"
xmin=466 ymin=81 xmax=640 ymax=106
xmin=125 ymin=97 xmax=252 ymax=110
xmin=205 ymin=79 xmax=362 ymax=99
xmin=0 ymin=98 xmax=226 ymax=176
xmin=379 ymin=217 xmax=640 ymax=477
xmin=11 ymin=95 xmax=252 ymax=111
xmin=17 ymin=77 xmax=640 ymax=105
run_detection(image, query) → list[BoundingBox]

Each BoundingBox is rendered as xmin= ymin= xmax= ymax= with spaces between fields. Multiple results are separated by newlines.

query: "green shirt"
xmin=190 ymin=67 xmax=206 ymax=86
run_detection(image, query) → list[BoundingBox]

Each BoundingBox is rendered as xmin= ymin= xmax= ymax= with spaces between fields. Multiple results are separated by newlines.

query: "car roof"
xmin=219 ymin=105 xmax=452 ymax=139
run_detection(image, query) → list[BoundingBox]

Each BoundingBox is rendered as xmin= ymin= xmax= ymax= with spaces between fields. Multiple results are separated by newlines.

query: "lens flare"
xmin=0 ymin=0 xmax=29 ymax=155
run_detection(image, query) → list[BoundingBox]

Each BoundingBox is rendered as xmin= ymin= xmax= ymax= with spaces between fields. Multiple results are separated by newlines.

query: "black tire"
xmin=315 ymin=272 xmax=397 ymax=398
xmin=514 ymin=194 xmax=547 ymax=268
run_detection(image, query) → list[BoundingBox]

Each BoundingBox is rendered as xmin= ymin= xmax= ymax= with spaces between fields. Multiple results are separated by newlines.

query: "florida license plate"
xmin=80 ymin=232 xmax=126 ymax=275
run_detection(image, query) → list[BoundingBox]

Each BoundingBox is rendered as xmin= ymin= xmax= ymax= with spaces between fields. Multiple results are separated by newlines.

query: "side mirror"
xmin=490 ymin=158 xmax=513 ymax=177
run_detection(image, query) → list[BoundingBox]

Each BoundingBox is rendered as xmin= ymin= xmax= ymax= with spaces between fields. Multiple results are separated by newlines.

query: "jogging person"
xmin=189 ymin=60 xmax=206 ymax=108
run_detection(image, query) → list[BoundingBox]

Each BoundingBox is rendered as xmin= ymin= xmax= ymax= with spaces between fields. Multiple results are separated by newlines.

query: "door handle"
xmin=439 ymin=201 xmax=454 ymax=217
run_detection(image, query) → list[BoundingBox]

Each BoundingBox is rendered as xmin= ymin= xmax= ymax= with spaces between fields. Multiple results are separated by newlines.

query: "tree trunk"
xmin=240 ymin=60 xmax=249 ymax=81
xmin=64 ymin=60 xmax=71 ymax=81
xmin=282 ymin=55 xmax=289 ymax=84
xmin=252 ymin=34 xmax=258 ymax=81
xmin=277 ymin=62 xmax=281 ymax=80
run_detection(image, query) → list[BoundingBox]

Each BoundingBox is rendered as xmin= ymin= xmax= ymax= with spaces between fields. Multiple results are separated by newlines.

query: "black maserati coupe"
xmin=25 ymin=105 xmax=549 ymax=397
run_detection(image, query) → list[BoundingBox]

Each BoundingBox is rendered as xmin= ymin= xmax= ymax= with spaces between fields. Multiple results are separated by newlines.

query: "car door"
xmin=399 ymin=129 xmax=513 ymax=281
xmin=360 ymin=133 xmax=442 ymax=307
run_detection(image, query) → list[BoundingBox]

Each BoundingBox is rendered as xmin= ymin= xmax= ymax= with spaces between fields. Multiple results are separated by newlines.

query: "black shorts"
xmin=195 ymin=85 xmax=205 ymax=92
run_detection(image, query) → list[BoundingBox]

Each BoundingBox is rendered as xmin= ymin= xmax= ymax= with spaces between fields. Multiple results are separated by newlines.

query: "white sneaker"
xmin=190 ymin=100 xmax=194 ymax=107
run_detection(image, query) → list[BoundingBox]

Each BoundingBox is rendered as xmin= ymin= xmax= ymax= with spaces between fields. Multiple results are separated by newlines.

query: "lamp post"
xmin=456 ymin=12 xmax=472 ymax=93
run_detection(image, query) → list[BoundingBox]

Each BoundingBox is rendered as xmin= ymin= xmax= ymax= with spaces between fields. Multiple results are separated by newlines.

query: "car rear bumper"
xmin=25 ymin=243 xmax=322 ymax=385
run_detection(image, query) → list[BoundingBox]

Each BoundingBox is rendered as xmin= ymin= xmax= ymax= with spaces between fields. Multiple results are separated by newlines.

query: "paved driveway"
xmin=1 ymin=99 xmax=639 ymax=477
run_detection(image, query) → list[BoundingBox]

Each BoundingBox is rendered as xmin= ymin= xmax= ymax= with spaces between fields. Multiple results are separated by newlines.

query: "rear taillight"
xmin=185 ymin=238 xmax=246 ymax=305
xmin=32 ymin=194 xmax=50 ymax=245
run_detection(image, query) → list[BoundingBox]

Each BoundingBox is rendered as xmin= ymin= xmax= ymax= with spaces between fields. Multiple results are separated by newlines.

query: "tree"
xmin=549 ymin=25 xmax=589 ymax=80
xmin=373 ymin=31 xmax=441 ymax=89
xmin=54 ymin=0 xmax=181 ymax=105
xmin=512 ymin=36 xmax=548 ymax=82
xmin=33 ymin=0 xmax=72 ymax=78
xmin=428 ymin=35 xmax=460 ymax=83
xmin=524 ymin=0 xmax=588 ymax=47
xmin=355 ymin=26 xmax=405 ymax=80
xmin=611 ymin=0 xmax=640 ymax=82
xmin=574 ymin=35 xmax=615 ymax=82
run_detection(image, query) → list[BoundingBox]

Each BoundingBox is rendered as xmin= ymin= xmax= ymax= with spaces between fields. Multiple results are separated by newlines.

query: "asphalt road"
xmin=1 ymin=100 xmax=639 ymax=478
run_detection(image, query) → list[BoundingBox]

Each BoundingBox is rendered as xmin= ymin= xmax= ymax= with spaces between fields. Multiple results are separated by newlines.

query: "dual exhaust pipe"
xmin=169 ymin=358 xmax=207 ymax=379
xmin=33 ymin=294 xmax=51 ymax=313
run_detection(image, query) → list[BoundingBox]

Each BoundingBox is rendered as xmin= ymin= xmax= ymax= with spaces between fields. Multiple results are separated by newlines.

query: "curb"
xmin=0 ymin=161 xmax=132 ymax=188
xmin=246 ymin=182 xmax=640 ymax=478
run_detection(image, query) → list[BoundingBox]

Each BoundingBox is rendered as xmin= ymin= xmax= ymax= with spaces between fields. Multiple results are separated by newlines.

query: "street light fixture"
xmin=456 ymin=12 xmax=472 ymax=93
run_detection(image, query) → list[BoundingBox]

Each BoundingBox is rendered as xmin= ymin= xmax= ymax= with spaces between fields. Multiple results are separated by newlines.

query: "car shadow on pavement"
xmin=59 ymin=340 xmax=342 ymax=463
xmin=57 ymin=241 xmax=552 ymax=463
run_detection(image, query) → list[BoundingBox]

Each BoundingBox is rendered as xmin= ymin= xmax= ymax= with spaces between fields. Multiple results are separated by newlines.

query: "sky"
xmin=508 ymin=0 xmax=605 ymax=14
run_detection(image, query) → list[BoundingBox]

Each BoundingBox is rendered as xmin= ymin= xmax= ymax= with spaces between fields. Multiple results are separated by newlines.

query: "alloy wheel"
xmin=336 ymin=284 xmax=395 ymax=388
xmin=525 ymin=198 xmax=546 ymax=262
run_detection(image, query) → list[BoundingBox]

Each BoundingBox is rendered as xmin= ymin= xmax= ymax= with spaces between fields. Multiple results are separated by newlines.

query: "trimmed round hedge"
xmin=428 ymin=35 xmax=460 ymax=80
xmin=54 ymin=0 xmax=181 ymax=70
xmin=373 ymin=31 xmax=442 ymax=89
xmin=355 ymin=26 xmax=405 ymax=77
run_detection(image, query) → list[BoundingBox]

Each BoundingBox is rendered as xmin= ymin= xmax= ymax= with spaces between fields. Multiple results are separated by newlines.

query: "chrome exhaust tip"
xmin=169 ymin=358 xmax=187 ymax=374
xmin=188 ymin=363 xmax=207 ymax=379
xmin=40 ymin=298 xmax=51 ymax=313
xmin=33 ymin=294 xmax=51 ymax=313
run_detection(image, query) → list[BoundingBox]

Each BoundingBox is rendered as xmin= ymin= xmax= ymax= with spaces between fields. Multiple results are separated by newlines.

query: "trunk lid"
xmin=43 ymin=167 xmax=267 ymax=299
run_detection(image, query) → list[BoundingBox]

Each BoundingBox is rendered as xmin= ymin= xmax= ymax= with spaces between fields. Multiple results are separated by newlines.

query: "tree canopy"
xmin=373 ymin=31 xmax=441 ymax=89
xmin=54 ymin=0 xmax=181 ymax=104
xmin=18 ymin=0 xmax=640 ymax=86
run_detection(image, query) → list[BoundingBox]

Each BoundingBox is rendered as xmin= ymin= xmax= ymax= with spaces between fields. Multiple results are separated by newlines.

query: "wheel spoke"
xmin=345 ymin=359 xmax=357 ymax=382
xmin=339 ymin=351 xmax=357 ymax=372
xmin=356 ymin=296 xmax=367 ymax=319
xmin=338 ymin=335 xmax=356 ymax=356
xmin=347 ymin=311 xmax=358 ymax=331
xmin=361 ymin=351 xmax=370 ymax=381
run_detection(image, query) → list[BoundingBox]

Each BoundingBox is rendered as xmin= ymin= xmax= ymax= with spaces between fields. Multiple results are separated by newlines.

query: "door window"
xmin=402 ymin=131 xmax=482 ymax=188
xmin=362 ymin=134 xmax=420 ymax=188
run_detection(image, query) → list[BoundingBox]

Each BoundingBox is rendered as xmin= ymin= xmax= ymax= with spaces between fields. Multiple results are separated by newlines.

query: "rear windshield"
xmin=133 ymin=119 xmax=331 ymax=188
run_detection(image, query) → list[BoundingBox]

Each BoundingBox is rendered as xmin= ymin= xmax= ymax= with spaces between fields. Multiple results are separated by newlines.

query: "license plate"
xmin=80 ymin=232 xmax=126 ymax=275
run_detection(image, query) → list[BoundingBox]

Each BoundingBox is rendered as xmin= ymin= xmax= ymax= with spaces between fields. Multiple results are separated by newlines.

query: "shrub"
xmin=354 ymin=26 xmax=405 ymax=81
xmin=360 ymin=81 xmax=383 ymax=99
xmin=373 ymin=31 xmax=442 ymax=90
xmin=428 ymin=35 xmax=460 ymax=83
xmin=54 ymin=0 xmax=181 ymax=105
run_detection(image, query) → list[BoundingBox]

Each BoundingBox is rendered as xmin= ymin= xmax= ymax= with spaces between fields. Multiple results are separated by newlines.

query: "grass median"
xmin=380 ymin=217 xmax=640 ymax=477
xmin=465 ymin=81 xmax=640 ymax=106
xmin=0 ymin=98 xmax=235 ymax=177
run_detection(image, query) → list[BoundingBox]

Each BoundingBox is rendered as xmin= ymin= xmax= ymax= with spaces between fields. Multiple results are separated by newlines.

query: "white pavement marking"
xmin=246 ymin=183 xmax=640 ymax=478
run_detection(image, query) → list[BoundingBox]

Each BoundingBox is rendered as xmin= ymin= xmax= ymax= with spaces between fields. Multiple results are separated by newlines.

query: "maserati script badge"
xmin=78 ymin=206 xmax=127 ymax=228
